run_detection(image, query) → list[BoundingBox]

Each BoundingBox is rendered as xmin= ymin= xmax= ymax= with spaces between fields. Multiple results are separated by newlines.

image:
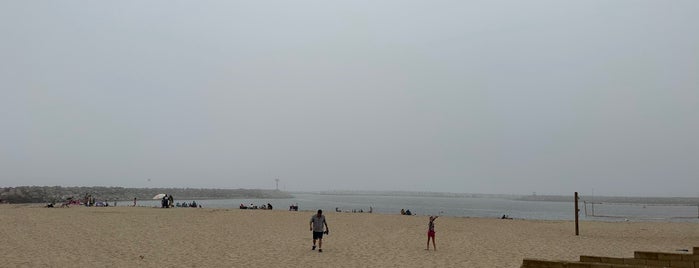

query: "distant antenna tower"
xmin=275 ymin=178 xmax=280 ymax=190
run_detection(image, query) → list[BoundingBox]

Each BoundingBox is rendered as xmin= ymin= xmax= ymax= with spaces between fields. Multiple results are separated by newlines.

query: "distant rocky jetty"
xmin=0 ymin=186 xmax=293 ymax=204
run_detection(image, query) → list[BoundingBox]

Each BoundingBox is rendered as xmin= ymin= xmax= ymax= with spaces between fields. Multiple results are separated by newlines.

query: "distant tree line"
xmin=0 ymin=186 xmax=293 ymax=204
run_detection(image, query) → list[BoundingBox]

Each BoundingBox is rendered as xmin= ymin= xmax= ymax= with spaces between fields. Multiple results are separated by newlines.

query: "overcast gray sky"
xmin=1 ymin=1 xmax=697 ymax=196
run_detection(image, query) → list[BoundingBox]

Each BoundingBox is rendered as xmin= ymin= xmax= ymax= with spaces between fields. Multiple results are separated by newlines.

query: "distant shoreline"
xmin=291 ymin=190 xmax=699 ymax=205
xmin=0 ymin=186 xmax=293 ymax=204
xmin=4 ymin=186 xmax=697 ymax=206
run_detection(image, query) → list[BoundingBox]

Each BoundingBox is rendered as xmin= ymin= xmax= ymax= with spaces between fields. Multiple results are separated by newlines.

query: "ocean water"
xmin=131 ymin=193 xmax=699 ymax=222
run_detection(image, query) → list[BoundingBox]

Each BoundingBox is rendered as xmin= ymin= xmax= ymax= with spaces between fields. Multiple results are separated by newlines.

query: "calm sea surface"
xmin=131 ymin=193 xmax=699 ymax=222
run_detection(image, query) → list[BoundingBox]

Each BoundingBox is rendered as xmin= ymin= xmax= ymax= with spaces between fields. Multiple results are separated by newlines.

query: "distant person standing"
xmin=426 ymin=216 xmax=438 ymax=251
xmin=133 ymin=197 xmax=137 ymax=207
xmin=309 ymin=209 xmax=329 ymax=253
xmin=161 ymin=195 xmax=168 ymax=208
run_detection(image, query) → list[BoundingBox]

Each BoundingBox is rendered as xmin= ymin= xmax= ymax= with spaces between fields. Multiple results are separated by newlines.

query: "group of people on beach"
xmin=239 ymin=203 xmax=272 ymax=210
xmin=46 ymin=195 xmax=117 ymax=208
xmin=161 ymin=194 xmax=174 ymax=208
xmin=307 ymin=209 xmax=440 ymax=253
xmin=46 ymin=195 xmax=203 ymax=209
xmin=289 ymin=203 xmax=299 ymax=211
xmin=177 ymin=201 xmax=199 ymax=208
xmin=84 ymin=194 xmax=96 ymax=206
xmin=334 ymin=206 xmax=372 ymax=213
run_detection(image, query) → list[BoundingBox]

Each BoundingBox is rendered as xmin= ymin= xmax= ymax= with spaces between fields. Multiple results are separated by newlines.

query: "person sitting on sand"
xmin=426 ymin=215 xmax=438 ymax=251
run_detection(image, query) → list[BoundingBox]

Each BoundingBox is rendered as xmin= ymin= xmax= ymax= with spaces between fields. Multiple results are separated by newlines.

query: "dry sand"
xmin=1 ymin=204 xmax=697 ymax=267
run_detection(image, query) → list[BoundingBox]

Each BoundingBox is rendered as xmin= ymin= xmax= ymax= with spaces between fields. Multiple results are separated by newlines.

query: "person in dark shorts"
xmin=426 ymin=215 xmax=438 ymax=251
xmin=310 ymin=209 xmax=329 ymax=252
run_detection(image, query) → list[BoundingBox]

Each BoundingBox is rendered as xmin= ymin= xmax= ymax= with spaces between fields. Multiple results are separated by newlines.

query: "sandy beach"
xmin=1 ymin=204 xmax=697 ymax=267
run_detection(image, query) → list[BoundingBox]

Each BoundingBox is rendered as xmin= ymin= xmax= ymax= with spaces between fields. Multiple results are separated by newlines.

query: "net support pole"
xmin=575 ymin=192 xmax=579 ymax=236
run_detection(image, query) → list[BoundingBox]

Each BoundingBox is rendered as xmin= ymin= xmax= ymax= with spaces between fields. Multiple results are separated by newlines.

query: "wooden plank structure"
xmin=521 ymin=247 xmax=699 ymax=268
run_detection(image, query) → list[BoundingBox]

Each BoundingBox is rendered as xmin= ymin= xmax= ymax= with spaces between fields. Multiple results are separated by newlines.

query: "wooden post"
xmin=575 ymin=192 xmax=579 ymax=236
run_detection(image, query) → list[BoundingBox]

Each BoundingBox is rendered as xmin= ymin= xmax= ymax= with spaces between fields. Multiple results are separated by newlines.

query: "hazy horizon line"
xmin=4 ymin=185 xmax=698 ymax=198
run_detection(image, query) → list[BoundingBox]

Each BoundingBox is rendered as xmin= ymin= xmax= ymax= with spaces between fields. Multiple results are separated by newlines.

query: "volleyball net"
xmin=582 ymin=201 xmax=699 ymax=220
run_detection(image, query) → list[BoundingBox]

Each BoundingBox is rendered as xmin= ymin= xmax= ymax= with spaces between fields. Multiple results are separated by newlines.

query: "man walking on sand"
xmin=310 ymin=209 xmax=329 ymax=253
xmin=426 ymin=215 xmax=438 ymax=251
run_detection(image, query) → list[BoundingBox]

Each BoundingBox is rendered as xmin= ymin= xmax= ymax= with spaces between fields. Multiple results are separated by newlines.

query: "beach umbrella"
xmin=152 ymin=193 xmax=166 ymax=200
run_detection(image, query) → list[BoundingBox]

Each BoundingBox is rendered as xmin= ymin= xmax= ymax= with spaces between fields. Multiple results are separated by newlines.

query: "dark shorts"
xmin=427 ymin=230 xmax=435 ymax=238
xmin=313 ymin=231 xmax=324 ymax=240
